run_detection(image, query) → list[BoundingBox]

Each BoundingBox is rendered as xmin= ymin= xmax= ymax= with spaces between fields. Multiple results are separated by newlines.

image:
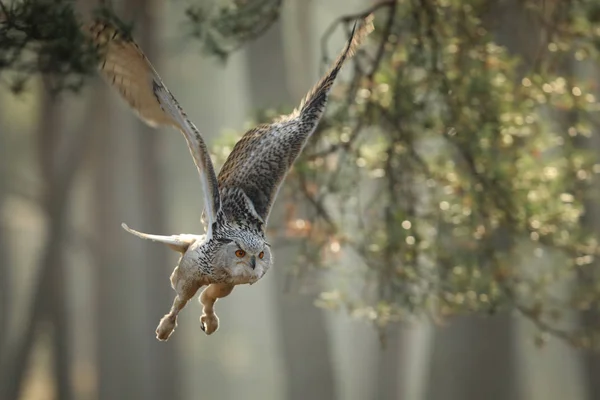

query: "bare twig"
xmin=367 ymin=0 xmax=396 ymax=80
xmin=320 ymin=0 xmax=395 ymax=66
xmin=297 ymin=172 xmax=335 ymax=229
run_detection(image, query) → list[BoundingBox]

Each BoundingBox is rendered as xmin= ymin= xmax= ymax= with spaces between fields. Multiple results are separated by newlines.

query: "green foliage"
xmin=214 ymin=0 xmax=600 ymax=347
xmin=0 ymin=0 xmax=99 ymax=93
xmin=184 ymin=0 xmax=282 ymax=62
xmin=0 ymin=0 xmax=281 ymax=92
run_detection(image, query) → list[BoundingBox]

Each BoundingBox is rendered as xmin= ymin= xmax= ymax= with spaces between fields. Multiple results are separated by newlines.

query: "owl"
xmin=88 ymin=15 xmax=373 ymax=341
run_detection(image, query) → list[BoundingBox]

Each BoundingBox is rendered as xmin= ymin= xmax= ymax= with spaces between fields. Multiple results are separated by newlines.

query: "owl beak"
xmin=250 ymin=256 xmax=257 ymax=270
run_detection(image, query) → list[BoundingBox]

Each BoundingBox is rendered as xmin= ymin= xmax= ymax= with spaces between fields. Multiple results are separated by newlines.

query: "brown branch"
xmin=320 ymin=0 xmax=395 ymax=66
xmin=305 ymin=116 xmax=365 ymax=161
xmin=310 ymin=1 xmax=397 ymax=161
xmin=367 ymin=0 xmax=397 ymax=80
xmin=297 ymin=171 xmax=335 ymax=229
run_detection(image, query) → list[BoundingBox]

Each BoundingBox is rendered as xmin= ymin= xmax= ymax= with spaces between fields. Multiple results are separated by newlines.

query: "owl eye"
xmin=235 ymin=249 xmax=246 ymax=258
xmin=258 ymin=251 xmax=264 ymax=259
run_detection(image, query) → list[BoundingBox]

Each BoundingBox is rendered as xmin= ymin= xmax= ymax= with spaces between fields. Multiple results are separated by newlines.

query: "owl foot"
xmin=155 ymin=286 xmax=200 ymax=342
xmin=200 ymin=313 xmax=219 ymax=335
xmin=198 ymin=283 xmax=235 ymax=336
xmin=156 ymin=314 xmax=177 ymax=341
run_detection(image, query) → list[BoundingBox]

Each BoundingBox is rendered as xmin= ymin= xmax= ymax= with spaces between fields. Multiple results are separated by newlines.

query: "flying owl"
xmin=88 ymin=15 xmax=373 ymax=341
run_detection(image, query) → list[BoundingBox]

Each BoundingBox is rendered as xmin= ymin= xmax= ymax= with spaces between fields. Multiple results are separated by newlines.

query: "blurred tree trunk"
xmin=38 ymin=87 xmax=74 ymax=400
xmin=584 ymin=135 xmax=600 ymax=396
xmin=0 ymin=81 xmax=93 ymax=400
xmin=376 ymin=329 xmax=402 ymax=399
xmin=426 ymin=315 xmax=516 ymax=400
xmin=487 ymin=2 xmax=585 ymax=400
xmin=0 ymin=106 xmax=9 ymax=366
xmin=573 ymin=25 xmax=600 ymax=400
xmin=247 ymin=18 xmax=337 ymax=400
xmin=127 ymin=0 xmax=182 ymax=397
xmin=89 ymin=2 xmax=175 ymax=400
xmin=91 ymin=83 xmax=146 ymax=400
xmin=0 ymin=213 xmax=6 ymax=364
xmin=422 ymin=2 xmax=533 ymax=399
xmin=583 ymin=220 xmax=600 ymax=396
xmin=374 ymin=323 xmax=435 ymax=400
xmin=565 ymin=0 xmax=600 ymax=391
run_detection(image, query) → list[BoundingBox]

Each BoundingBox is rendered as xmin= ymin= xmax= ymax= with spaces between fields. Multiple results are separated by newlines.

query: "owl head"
xmin=211 ymin=230 xmax=273 ymax=285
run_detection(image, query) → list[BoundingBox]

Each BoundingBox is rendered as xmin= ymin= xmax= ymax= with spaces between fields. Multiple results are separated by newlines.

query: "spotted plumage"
xmin=88 ymin=15 xmax=373 ymax=341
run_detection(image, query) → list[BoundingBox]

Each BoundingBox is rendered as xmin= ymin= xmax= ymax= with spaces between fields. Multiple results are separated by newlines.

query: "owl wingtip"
xmin=121 ymin=222 xmax=138 ymax=236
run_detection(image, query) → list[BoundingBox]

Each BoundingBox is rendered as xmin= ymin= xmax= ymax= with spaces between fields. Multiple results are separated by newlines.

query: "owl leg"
xmin=156 ymin=266 xmax=202 ymax=341
xmin=199 ymin=283 xmax=235 ymax=335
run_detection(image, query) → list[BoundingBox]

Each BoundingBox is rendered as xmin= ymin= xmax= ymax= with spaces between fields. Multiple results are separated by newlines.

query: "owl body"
xmin=179 ymin=233 xmax=268 ymax=286
xmin=90 ymin=16 xmax=373 ymax=340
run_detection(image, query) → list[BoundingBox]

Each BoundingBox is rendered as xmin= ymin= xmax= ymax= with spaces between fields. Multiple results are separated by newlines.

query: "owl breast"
xmin=210 ymin=264 xmax=262 ymax=286
xmin=229 ymin=265 xmax=263 ymax=285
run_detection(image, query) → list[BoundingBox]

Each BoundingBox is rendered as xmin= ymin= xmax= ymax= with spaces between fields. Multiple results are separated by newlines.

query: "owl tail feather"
xmin=294 ymin=14 xmax=374 ymax=122
xmin=121 ymin=223 xmax=199 ymax=253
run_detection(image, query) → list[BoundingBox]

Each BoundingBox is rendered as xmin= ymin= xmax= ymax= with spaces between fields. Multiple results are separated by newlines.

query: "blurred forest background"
xmin=4 ymin=0 xmax=600 ymax=399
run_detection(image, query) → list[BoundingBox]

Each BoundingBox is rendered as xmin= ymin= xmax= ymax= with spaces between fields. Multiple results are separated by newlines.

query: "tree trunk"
xmin=489 ymin=2 xmax=587 ymax=400
xmin=91 ymin=80 xmax=150 ymax=400
xmin=39 ymin=89 xmax=74 ymax=399
xmin=131 ymin=1 xmax=182 ymax=398
xmin=0 ymin=81 xmax=91 ymax=400
xmin=426 ymin=314 xmax=516 ymax=400
xmin=571 ymin=29 xmax=600 ymax=400
xmin=0 ymin=101 xmax=9 ymax=366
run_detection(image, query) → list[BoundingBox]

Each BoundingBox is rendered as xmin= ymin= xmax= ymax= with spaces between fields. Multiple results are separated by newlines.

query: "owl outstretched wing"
xmin=216 ymin=15 xmax=374 ymax=225
xmin=88 ymin=20 xmax=221 ymax=236
xmin=121 ymin=223 xmax=201 ymax=253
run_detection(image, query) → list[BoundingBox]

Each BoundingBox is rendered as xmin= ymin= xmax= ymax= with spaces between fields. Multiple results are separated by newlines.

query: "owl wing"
xmin=121 ymin=223 xmax=202 ymax=253
xmin=88 ymin=20 xmax=221 ymax=235
xmin=216 ymin=121 xmax=303 ymax=225
xmin=217 ymin=16 xmax=374 ymax=224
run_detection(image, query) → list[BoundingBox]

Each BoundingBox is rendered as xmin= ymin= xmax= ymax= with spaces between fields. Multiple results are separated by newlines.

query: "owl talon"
xmin=156 ymin=314 xmax=177 ymax=341
xmin=200 ymin=313 xmax=219 ymax=335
